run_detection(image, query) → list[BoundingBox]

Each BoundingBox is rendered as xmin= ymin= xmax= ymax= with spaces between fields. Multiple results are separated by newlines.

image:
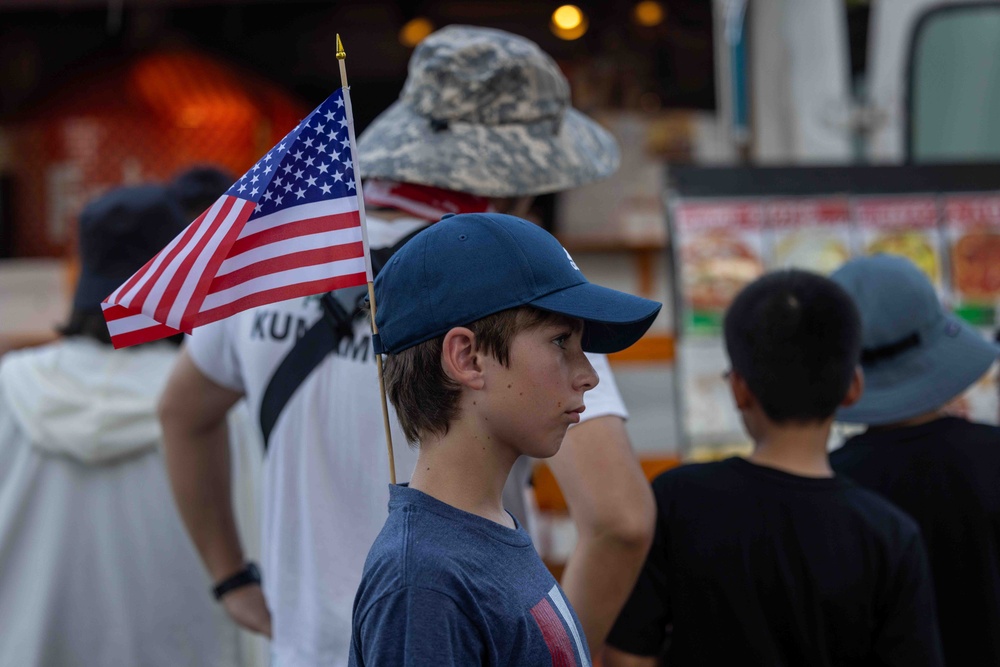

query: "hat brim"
xmin=529 ymin=282 xmax=662 ymax=354
xmin=358 ymin=101 xmax=620 ymax=198
xmin=837 ymin=318 xmax=999 ymax=425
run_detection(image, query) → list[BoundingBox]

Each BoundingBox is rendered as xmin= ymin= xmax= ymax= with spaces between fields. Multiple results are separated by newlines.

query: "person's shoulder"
xmin=838 ymin=478 xmax=923 ymax=541
xmin=944 ymin=416 xmax=1000 ymax=443
xmin=650 ymin=459 xmax=740 ymax=499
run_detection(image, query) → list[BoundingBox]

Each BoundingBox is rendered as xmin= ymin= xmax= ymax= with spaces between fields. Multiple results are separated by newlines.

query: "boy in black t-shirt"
xmin=830 ymin=255 xmax=1000 ymax=666
xmin=604 ymin=269 xmax=944 ymax=667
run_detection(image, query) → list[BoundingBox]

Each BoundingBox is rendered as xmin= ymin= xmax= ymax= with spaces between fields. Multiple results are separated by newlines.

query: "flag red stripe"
xmin=180 ymin=201 xmax=255 ymax=331
xmin=229 ymin=210 xmax=361 ymax=257
xmin=101 ymin=304 xmax=139 ymax=322
xmin=529 ymin=598 xmax=576 ymax=667
xmin=154 ymin=196 xmax=240 ymax=324
xmin=208 ymin=242 xmax=365 ymax=294
xmin=109 ymin=322 xmax=184 ymax=349
xmin=195 ymin=273 xmax=367 ymax=327
xmin=128 ymin=205 xmax=212 ymax=312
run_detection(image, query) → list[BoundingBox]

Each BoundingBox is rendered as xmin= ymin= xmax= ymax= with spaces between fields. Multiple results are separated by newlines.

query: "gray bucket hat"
xmin=832 ymin=254 xmax=1000 ymax=425
xmin=357 ymin=25 xmax=620 ymax=198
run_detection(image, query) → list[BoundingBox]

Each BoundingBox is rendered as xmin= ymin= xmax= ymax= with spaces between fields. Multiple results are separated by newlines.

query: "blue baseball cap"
xmin=832 ymin=254 xmax=1000 ymax=425
xmin=372 ymin=213 xmax=661 ymax=355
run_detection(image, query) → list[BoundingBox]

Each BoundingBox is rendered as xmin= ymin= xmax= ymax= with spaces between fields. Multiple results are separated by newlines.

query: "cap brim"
xmin=837 ymin=319 xmax=999 ymax=425
xmin=529 ymin=282 xmax=662 ymax=354
xmin=358 ymin=102 xmax=620 ymax=198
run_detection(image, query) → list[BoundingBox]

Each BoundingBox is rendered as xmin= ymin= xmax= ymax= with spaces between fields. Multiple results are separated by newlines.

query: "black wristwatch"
xmin=212 ymin=562 xmax=262 ymax=600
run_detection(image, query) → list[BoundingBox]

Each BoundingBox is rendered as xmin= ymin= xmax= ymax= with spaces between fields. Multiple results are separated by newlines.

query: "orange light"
xmin=551 ymin=5 xmax=588 ymax=40
xmin=633 ymin=1 xmax=666 ymax=27
xmin=399 ymin=17 xmax=434 ymax=48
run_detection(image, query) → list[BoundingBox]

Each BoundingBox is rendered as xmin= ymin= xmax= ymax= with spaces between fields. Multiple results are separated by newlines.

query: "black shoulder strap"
xmin=257 ymin=225 xmax=426 ymax=447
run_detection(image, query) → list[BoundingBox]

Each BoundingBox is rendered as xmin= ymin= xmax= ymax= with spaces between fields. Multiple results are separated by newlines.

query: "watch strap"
xmin=212 ymin=562 xmax=261 ymax=600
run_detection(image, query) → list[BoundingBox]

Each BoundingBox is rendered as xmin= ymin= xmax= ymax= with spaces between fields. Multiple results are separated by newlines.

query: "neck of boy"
xmin=747 ymin=420 xmax=835 ymax=479
xmin=408 ymin=422 xmax=520 ymax=529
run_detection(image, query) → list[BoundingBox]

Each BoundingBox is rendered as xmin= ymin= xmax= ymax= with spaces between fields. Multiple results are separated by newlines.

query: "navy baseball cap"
xmin=832 ymin=254 xmax=1000 ymax=425
xmin=372 ymin=213 xmax=661 ymax=354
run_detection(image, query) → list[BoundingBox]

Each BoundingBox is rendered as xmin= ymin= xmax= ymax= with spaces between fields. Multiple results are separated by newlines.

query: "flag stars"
xmin=335 ymin=97 xmax=345 ymax=108
xmin=306 ymin=175 xmax=317 ymax=187
xmin=304 ymin=137 xmax=315 ymax=149
xmin=264 ymin=165 xmax=273 ymax=175
xmin=263 ymin=190 xmax=273 ymax=201
xmin=275 ymin=195 xmax=284 ymax=206
xmin=238 ymin=183 xmax=247 ymax=193
xmin=252 ymin=163 xmax=260 ymax=172
xmin=332 ymin=171 xmax=344 ymax=182
xmin=294 ymin=169 xmax=305 ymax=180
xmin=304 ymin=156 xmax=315 ymax=167
xmin=314 ymin=122 xmax=325 ymax=133
xmin=295 ymin=187 xmax=307 ymax=199
xmin=329 ymin=149 xmax=341 ymax=162
xmin=251 ymin=187 xmax=259 ymax=197
xmin=251 ymin=174 xmax=259 ymax=184
xmin=255 ymin=203 xmax=262 ymax=213
xmin=274 ymin=176 xmax=284 ymax=187
xmin=343 ymin=158 xmax=353 ymax=171
xmin=320 ymin=183 xmax=333 ymax=195
xmin=282 ymin=164 xmax=293 ymax=175
xmin=347 ymin=179 xmax=356 ymax=191
xmin=327 ymin=129 xmax=338 ymax=141
xmin=324 ymin=110 xmax=336 ymax=122
xmin=317 ymin=163 xmax=329 ymax=174
xmin=338 ymin=117 xmax=348 ymax=129
xmin=292 ymin=150 xmax=304 ymax=161
xmin=340 ymin=138 xmax=351 ymax=149
xmin=284 ymin=182 xmax=293 ymax=193
xmin=316 ymin=143 xmax=327 ymax=154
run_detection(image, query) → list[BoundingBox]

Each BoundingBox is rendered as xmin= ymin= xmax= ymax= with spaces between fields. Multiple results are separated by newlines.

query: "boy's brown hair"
xmin=384 ymin=306 xmax=567 ymax=444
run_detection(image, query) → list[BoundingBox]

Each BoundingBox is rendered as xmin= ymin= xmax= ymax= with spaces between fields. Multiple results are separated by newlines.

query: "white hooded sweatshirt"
xmin=0 ymin=338 xmax=242 ymax=667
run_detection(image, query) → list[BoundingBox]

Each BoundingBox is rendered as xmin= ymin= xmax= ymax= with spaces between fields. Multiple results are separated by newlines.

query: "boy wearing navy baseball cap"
xmin=349 ymin=212 xmax=660 ymax=666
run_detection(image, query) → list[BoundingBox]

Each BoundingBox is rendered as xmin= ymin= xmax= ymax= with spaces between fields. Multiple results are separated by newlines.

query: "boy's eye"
xmin=553 ymin=333 xmax=570 ymax=349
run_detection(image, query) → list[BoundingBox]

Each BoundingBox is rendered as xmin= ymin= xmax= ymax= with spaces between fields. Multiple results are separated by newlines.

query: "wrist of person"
xmin=212 ymin=562 xmax=261 ymax=601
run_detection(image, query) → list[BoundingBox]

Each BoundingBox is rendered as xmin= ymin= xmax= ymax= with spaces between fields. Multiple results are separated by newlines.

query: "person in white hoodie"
xmin=0 ymin=185 xmax=243 ymax=667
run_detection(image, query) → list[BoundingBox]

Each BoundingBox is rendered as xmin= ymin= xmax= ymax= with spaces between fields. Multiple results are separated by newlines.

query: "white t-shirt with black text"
xmin=186 ymin=214 xmax=628 ymax=667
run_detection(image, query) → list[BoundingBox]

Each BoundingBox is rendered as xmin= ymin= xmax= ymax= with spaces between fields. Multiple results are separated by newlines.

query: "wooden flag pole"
xmin=337 ymin=34 xmax=397 ymax=485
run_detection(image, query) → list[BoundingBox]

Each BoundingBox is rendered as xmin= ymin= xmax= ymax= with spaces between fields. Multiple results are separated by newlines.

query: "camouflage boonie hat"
xmin=358 ymin=25 xmax=620 ymax=198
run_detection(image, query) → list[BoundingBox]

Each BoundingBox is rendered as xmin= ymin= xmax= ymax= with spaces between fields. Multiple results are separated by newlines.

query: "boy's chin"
xmin=519 ymin=431 xmax=569 ymax=460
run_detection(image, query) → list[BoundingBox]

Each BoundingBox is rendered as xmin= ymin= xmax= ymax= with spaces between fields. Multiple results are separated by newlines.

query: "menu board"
xmin=944 ymin=195 xmax=1000 ymax=325
xmin=765 ymin=198 xmax=853 ymax=275
xmin=673 ymin=200 xmax=765 ymax=334
xmin=853 ymin=196 xmax=944 ymax=288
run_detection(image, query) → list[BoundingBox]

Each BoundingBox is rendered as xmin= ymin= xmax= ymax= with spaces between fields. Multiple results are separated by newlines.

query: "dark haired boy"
xmin=604 ymin=269 xmax=944 ymax=667
xmin=347 ymin=212 xmax=661 ymax=666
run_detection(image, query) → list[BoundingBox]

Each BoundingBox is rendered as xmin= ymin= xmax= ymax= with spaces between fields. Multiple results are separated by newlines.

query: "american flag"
xmin=102 ymin=87 xmax=371 ymax=348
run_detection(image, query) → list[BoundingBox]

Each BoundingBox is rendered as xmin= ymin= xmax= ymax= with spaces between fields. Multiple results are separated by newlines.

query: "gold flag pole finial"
xmin=336 ymin=34 xmax=346 ymax=60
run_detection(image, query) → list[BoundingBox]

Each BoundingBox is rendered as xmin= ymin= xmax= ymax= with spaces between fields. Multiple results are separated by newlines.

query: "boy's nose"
xmin=575 ymin=353 xmax=599 ymax=392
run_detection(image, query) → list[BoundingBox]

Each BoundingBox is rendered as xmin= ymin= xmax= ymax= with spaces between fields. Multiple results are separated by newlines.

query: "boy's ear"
xmin=441 ymin=327 xmax=485 ymax=390
xmin=840 ymin=366 xmax=865 ymax=407
xmin=728 ymin=370 xmax=756 ymax=411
